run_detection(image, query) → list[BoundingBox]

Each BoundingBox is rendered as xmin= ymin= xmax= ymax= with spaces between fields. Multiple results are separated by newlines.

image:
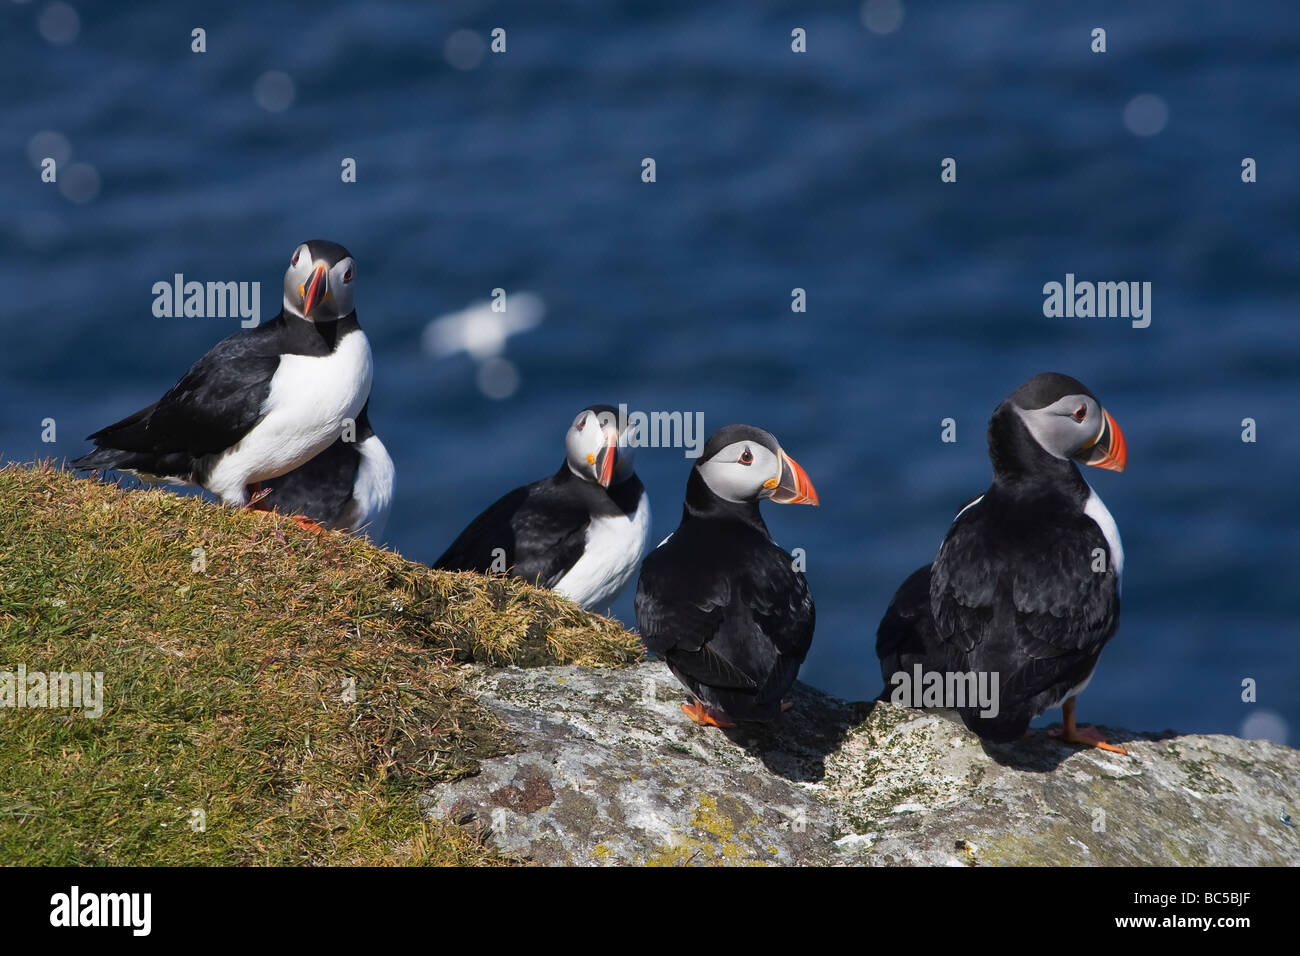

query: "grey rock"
xmin=421 ymin=661 xmax=1300 ymax=866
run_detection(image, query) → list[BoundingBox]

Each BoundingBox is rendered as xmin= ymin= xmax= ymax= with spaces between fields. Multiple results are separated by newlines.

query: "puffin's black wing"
xmin=635 ymin=541 xmax=733 ymax=661
xmin=73 ymin=320 xmax=286 ymax=473
xmin=930 ymin=500 xmax=1120 ymax=739
xmin=876 ymin=564 xmax=939 ymax=688
xmin=636 ymin=525 xmax=815 ymax=713
xmin=433 ymin=473 xmax=591 ymax=588
xmin=876 ymin=495 xmax=986 ymax=687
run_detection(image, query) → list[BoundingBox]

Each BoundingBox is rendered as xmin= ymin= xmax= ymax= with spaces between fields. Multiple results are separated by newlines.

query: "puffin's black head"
xmin=282 ymin=240 xmax=355 ymax=323
xmin=993 ymin=372 xmax=1126 ymax=475
xmin=564 ymin=404 xmax=637 ymax=488
xmin=694 ymin=424 xmax=819 ymax=506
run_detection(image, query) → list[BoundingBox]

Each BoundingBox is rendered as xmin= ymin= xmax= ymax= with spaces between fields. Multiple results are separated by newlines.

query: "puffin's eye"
xmin=343 ymin=264 xmax=354 ymax=283
xmin=1072 ymin=406 xmax=1087 ymax=423
xmin=739 ymin=448 xmax=753 ymax=465
xmin=575 ymin=416 xmax=586 ymax=431
xmin=291 ymin=249 xmax=301 ymax=266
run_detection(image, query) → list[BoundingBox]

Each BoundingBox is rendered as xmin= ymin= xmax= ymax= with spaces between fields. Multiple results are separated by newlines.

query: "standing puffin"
xmin=72 ymin=240 xmax=373 ymax=511
xmin=433 ymin=405 xmax=650 ymax=611
xmin=251 ymin=403 xmax=394 ymax=540
xmin=876 ymin=373 xmax=1128 ymax=753
xmin=635 ymin=425 xmax=819 ymax=728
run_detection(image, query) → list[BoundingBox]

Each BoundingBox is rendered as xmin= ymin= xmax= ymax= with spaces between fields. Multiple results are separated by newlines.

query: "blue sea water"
xmin=2 ymin=1 xmax=1297 ymax=741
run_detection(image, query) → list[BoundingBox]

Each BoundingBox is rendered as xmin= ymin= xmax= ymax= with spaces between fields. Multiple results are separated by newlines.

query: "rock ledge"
xmin=422 ymin=661 xmax=1300 ymax=866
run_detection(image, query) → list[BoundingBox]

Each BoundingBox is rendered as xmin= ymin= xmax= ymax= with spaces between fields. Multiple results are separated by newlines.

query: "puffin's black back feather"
xmin=929 ymin=488 xmax=1119 ymax=740
xmin=434 ymin=465 xmax=642 ymax=589
xmin=875 ymin=564 xmax=938 ymax=688
xmin=71 ymin=312 xmax=359 ymax=481
xmin=636 ymin=470 xmax=815 ymax=722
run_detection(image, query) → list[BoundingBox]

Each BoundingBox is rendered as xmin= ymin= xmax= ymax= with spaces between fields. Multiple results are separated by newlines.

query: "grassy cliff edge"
xmin=0 ymin=462 xmax=641 ymax=865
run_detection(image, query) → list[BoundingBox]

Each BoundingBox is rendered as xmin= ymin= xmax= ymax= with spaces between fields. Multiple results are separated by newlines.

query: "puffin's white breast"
xmin=1083 ymin=483 xmax=1124 ymax=592
xmin=1048 ymin=485 xmax=1122 ymax=711
xmin=554 ymin=493 xmax=651 ymax=611
xmin=340 ymin=434 xmax=394 ymax=540
xmin=204 ymin=330 xmax=372 ymax=503
xmin=952 ymin=494 xmax=984 ymax=522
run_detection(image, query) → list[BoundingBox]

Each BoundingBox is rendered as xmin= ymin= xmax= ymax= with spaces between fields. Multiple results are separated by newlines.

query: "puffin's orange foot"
xmin=291 ymin=515 xmax=327 ymax=535
xmin=1048 ymin=725 xmax=1129 ymax=755
xmin=681 ymin=701 xmax=736 ymax=729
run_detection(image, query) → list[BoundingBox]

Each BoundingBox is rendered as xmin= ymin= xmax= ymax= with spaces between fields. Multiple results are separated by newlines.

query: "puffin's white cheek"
xmin=699 ymin=461 xmax=762 ymax=503
xmin=565 ymin=422 xmax=604 ymax=475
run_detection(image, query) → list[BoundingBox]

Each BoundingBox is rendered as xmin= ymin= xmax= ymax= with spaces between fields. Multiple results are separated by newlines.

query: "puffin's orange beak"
xmin=1077 ymin=409 xmax=1126 ymax=473
xmin=595 ymin=431 xmax=618 ymax=488
xmin=299 ymin=262 xmax=327 ymax=317
xmin=767 ymin=449 xmax=819 ymax=505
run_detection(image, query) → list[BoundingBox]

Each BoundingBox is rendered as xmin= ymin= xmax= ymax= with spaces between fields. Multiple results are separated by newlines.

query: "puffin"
xmin=433 ymin=405 xmax=650 ymax=611
xmin=250 ymin=403 xmax=394 ymax=540
xmin=635 ymin=425 xmax=819 ymax=728
xmin=71 ymin=240 xmax=373 ymax=513
xmin=876 ymin=373 xmax=1128 ymax=753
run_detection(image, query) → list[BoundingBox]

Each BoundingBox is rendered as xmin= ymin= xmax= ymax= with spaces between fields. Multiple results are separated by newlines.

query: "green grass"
xmin=0 ymin=462 xmax=642 ymax=865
